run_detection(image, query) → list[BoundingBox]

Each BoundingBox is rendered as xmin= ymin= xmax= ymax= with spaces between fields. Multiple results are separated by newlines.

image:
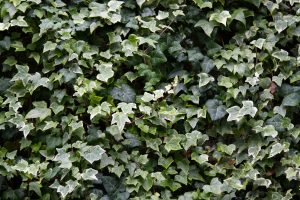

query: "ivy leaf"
xmin=122 ymin=34 xmax=138 ymax=57
xmin=82 ymin=168 xmax=98 ymax=181
xmin=80 ymin=145 xmax=105 ymax=164
xmin=272 ymin=50 xmax=290 ymax=61
xmin=57 ymin=180 xmax=79 ymax=199
xmin=209 ymin=11 xmax=231 ymax=26
xmin=136 ymin=0 xmax=146 ymax=8
xmin=192 ymin=0 xmax=212 ymax=9
xmin=198 ymin=73 xmax=214 ymax=87
xmin=110 ymin=84 xmax=136 ymax=103
xmin=282 ymin=93 xmax=300 ymax=106
xmin=255 ymin=125 xmax=278 ymax=138
xmin=203 ymin=178 xmax=224 ymax=195
xmin=43 ymin=41 xmax=57 ymax=52
xmin=185 ymin=130 xmax=208 ymax=150
xmin=195 ymin=20 xmax=216 ymax=36
xmin=226 ymin=106 xmax=242 ymax=121
xmin=96 ymin=63 xmax=114 ymax=82
xmin=251 ymin=38 xmax=265 ymax=49
xmin=275 ymin=20 xmax=287 ymax=33
xmin=206 ymin=99 xmax=227 ymax=121
xmin=232 ymin=8 xmax=246 ymax=25
xmin=201 ymin=57 xmax=215 ymax=73
xmin=269 ymin=143 xmax=284 ymax=158
xmin=53 ymin=149 xmax=72 ymax=169
xmin=192 ymin=153 xmax=208 ymax=165
xmin=29 ymin=182 xmax=42 ymax=197
xmin=111 ymin=112 xmax=130 ymax=131
xmin=165 ymin=134 xmax=182 ymax=152
xmin=239 ymin=101 xmax=258 ymax=118
xmin=25 ymin=108 xmax=51 ymax=121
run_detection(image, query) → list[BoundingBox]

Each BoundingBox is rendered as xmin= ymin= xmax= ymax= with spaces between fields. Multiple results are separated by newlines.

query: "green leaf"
xmin=217 ymin=143 xmax=236 ymax=155
xmin=82 ymin=168 xmax=98 ymax=181
xmin=25 ymin=108 xmax=51 ymax=121
xmin=136 ymin=0 xmax=146 ymax=8
xmin=110 ymin=84 xmax=136 ymax=103
xmin=192 ymin=153 xmax=208 ymax=165
xmin=206 ymin=99 xmax=227 ymax=121
xmin=142 ymin=175 xmax=154 ymax=191
xmin=111 ymin=112 xmax=130 ymax=131
xmin=269 ymin=143 xmax=284 ymax=158
xmin=29 ymin=182 xmax=42 ymax=197
xmin=185 ymin=130 xmax=208 ymax=150
xmin=141 ymin=92 xmax=155 ymax=102
xmin=209 ymin=11 xmax=231 ymax=26
xmin=53 ymin=149 xmax=72 ymax=169
xmin=275 ymin=20 xmax=287 ymax=33
xmin=80 ymin=145 xmax=105 ymax=164
xmin=239 ymin=101 xmax=258 ymax=117
xmin=272 ymin=50 xmax=290 ymax=61
xmin=256 ymin=125 xmax=278 ymax=138
xmin=201 ymin=57 xmax=215 ymax=73
xmin=122 ymin=34 xmax=138 ymax=57
xmin=156 ymin=11 xmax=169 ymax=20
xmin=96 ymin=63 xmax=114 ymax=82
xmin=282 ymin=93 xmax=300 ymax=106
xmin=227 ymin=101 xmax=257 ymax=121
xmin=57 ymin=180 xmax=79 ymax=198
xmin=251 ymin=38 xmax=265 ymax=49
xmin=198 ymin=73 xmax=214 ymax=87
xmin=146 ymin=138 xmax=162 ymax=151
xmin=43 ymin=41 xmax=57 ymax=52
xmin=192 ymin=0 xmax=212 ymax=9
xmin=165 ymin=134 xmax=182 ymax=152
xmin=158 ymin=156 xmax=173 ymax=169
xmin=203 ymin=178 xmax=224 ymax=195
xmin=195 ymin=19 xmax=216 ymax=36
xmin=232 ymin=8 xmax=246 ymax=25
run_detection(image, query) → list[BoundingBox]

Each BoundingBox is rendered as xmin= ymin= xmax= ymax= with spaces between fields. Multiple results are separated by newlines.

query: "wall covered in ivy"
xmin=1 ymin=0 xmax=300 ymax=199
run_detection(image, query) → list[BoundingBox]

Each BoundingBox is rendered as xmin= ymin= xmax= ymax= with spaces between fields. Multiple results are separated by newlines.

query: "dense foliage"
xmin=1 ymin=0 xmax=300 ymax=199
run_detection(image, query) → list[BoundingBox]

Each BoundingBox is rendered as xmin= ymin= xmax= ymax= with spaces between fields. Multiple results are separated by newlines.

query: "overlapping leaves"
xmin=1 ymin=0 xmax=300 ymax=199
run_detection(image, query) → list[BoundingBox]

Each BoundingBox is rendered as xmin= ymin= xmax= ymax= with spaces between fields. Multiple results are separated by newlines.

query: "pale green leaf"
xmin=209 ymin=11 xmax=231 ymax=26
xmin=111 ymin=112 xmax=130 ymax=131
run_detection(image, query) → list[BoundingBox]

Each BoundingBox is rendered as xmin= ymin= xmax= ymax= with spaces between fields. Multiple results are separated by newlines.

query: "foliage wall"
xmin=1 ymin=0 xmax=300 ymax=199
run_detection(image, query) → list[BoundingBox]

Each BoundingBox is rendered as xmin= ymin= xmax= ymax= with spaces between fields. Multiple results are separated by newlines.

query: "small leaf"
xmin=136 ymin=0 xmax=146 ymax=8
xmin=111 ymin=112 xmax=130 ymax=131
xmin=239 ymin=101 xmax=258 ymax=118
xmin=192 ymin=153 xmax=208 ymax=165
xmin=195 ymin=20 xmax=216 ymax=36
xmin=43 ymin=41 xmax=57 ymax=52
xmin=96 ymin=63 xmax=114 ymax=82
xmin=275 ymin=20 xmax=287 ymax=33
xmin=272 ymin=50 xmax=290 ymax=61
xmin=25 ymin=108 xmax=51 ymax=121
xmin=205 ymin=99 xmax=227 ymax=121
xmin=82 ymin=168 xmax=98 ymax=181
xmin=269 ymin=143 xmax=284 ymax=158
xmin=227 ymin=106 xmax=242 ymax=121
xmin=81 ymin=145 xmax=105 ymax=164
xmin=232 ymin=8 xmax=246 ymax=25
xmin=201 ymin=57 xmax=215 ymax=73
xmin=165 ymin=134 xmax=182 ymax=152
xmin=251 ymin=38 xmax=265 ymax=49
xmin=209 ymin=11 xmax=231 ymax=26
xmin=198 ymin=73 xmax=214 ymax=87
